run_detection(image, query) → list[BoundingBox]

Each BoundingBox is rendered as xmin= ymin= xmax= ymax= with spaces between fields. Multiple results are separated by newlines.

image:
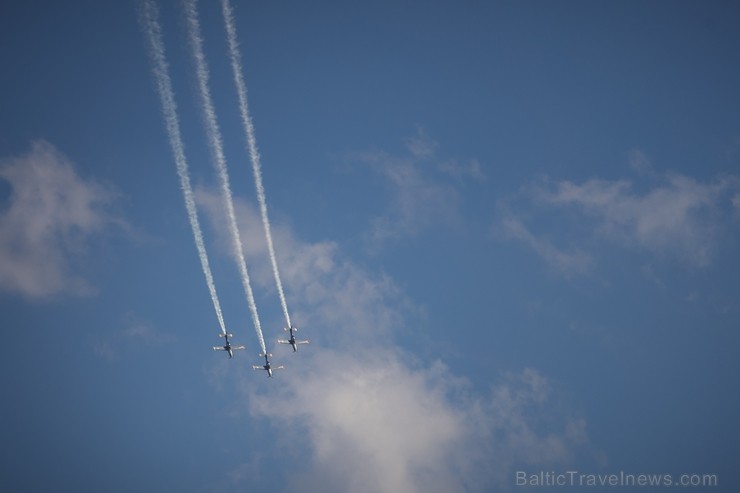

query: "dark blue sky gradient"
xmin=1 ymin=1 xmax=739 ymax=491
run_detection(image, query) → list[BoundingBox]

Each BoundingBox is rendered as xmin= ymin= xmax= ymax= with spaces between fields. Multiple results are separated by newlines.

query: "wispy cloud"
xmin=349 ymin=129 xmax=485 ymax=250
xmin=0 ymin=141 xmax=119 ymax=297
xmin=404 ymin=127 xmax=439 ymax=159
xmin=497 ymin=213 xmax=594 ymax=277
xmin=93 ymin=313 xmax=175 ymax=361
xmin=360 ymin=150 xmax=459 ymax=248
xmin=496 ymin=153 xmax=740 ymax=273
xmin=438 ymin=157 xmax=487 ymax=183
xmin=199 ymin=194 xmax=592 ymax=492
xmin=534 ymin=173 xmax=739 ymax=267
xmin=122 ymin=319 xmax=175 ymax=346
xmin=627 ymin=149 xmax=654 ymax=176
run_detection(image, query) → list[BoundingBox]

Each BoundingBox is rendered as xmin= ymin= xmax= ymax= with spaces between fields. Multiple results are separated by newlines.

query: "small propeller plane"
xmin=252 ymin=353 xmax=284 ymax=377
xmin=277 ymin=326 xmax=309 ymax=352
xmin=212 ymin=332 xmax=245 ymax=359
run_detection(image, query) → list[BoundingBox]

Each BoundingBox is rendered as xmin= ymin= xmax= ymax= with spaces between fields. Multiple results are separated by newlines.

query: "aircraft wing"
xmin=252 ymin=365 xmax=264 ymax=370
xmin=277 ymin=339 xmax=290 ymax=344
xmin=233 ymin=345 xmax=246 ymax=350
xmin=213 ymin=346 xmax=225 ymax=351
xmin=297 ymin=340 xmax=310 ymax=345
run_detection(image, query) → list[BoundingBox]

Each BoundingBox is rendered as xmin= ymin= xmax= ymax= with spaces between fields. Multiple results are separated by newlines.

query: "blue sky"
xmin=2 ymin=1 xmax=739 ymax=491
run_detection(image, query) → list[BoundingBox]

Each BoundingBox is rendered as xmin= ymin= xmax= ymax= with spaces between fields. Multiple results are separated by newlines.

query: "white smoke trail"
xmin=139 ymin=0 xmax=227 ymax=335
xmin=183 ymin=0 xmax=266 ymax=354
xmin=220 ymin=0 xmax=293 ymax=330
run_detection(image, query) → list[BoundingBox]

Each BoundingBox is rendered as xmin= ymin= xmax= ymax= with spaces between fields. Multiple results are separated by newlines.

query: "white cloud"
xmin=534 ymin=173 xmax=739 ymax=267
xmin=196 ymin=192 xmax=592 ymax=492
xmin=248 ymin=353 xmax=589 ymax=493
xmin=0 ymin=141 xmax=118 ymax=297
xmin=497 ymin=158 xmax=740 ymax=273
xmin=252 ymin=354 xmax=466 ymax=493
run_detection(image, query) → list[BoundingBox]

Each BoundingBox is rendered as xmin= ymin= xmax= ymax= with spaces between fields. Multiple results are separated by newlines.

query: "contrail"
xmin=183 ymin=0 xmax=266 ymax=354
xmin=139 ymin=0 xmax=227 ymax=335
xmin=220 ymin=0 xmax=293 ymax=330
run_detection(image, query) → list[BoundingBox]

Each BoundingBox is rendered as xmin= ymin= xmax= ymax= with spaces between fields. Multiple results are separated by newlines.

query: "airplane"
xmin=277 ymin=326 xmax=309 ymax=352
xmin=252 ymin=353 xmax=284 ymax=377
xmin=212 ymin=332 xmax=245 ymax=359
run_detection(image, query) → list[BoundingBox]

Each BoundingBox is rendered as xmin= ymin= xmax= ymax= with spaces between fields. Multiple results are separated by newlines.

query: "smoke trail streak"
xmin=139 ymin=0 xmax=227 ymax=335
xmin=220 ymin=0 xmax=293 ymax=330
xmin=183 ymin=0 xmax=266 ymax=354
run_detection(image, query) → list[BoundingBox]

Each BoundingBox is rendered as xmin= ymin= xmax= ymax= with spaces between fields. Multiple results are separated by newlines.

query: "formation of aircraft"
xmin=277 ymin=326 xmax=309 ymax=352
xmin=212 ymin=325 xmax=308 ymax=378
xmin=212 ymin=332 xmax=245 ymax=359
xmin=252 ymin=353 xmax=284 ymax=377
